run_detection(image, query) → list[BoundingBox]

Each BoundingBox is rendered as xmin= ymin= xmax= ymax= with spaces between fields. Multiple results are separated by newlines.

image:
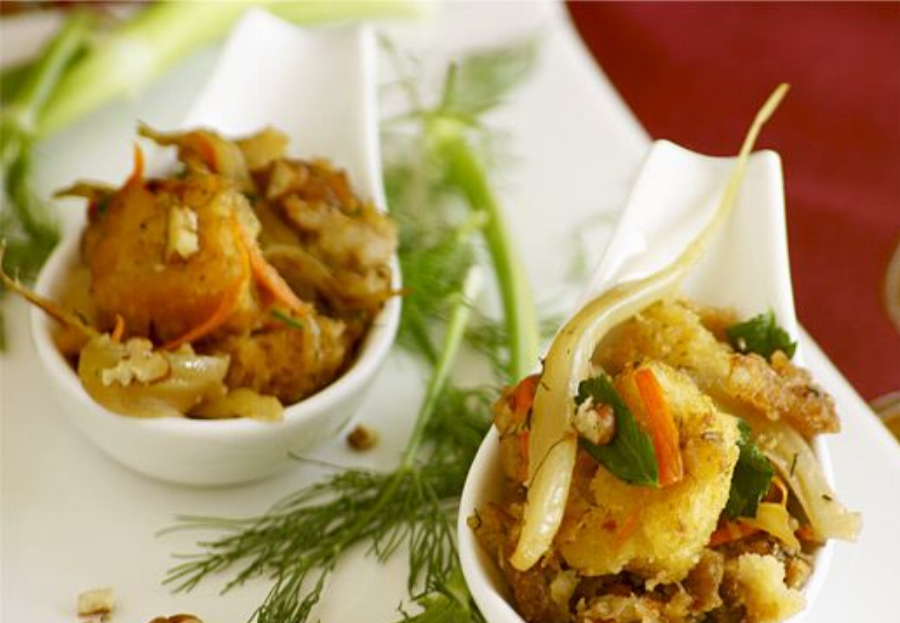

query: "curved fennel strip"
xmin=510 ymin=84 xmax=790 ymax=571
xmin=755 ymin=417 xmax=861 ymax=541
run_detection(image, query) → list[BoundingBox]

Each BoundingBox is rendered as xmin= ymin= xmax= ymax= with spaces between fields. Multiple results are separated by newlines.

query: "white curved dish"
xmin=29 ymin=12 xmax=401 ymax=486
xmin=1 ymin=2 xmax=897 ymax=622
xmin=459 ymin=141 xmax=834 ymax=623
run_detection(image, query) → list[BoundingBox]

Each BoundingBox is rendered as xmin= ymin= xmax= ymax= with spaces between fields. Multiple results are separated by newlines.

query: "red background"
xmin=567 ymin=1 xmax=900 ymax=401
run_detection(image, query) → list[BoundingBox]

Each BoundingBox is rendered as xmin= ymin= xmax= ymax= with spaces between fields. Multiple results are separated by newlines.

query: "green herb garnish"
xmin=724 ymin=419 xmax=775 ymax=519
xmin=270 ymin=309 xmax=303 ymax=330
xmin=725 ymin=309 xmax=797 ymax=360
xmin=576 ymin=375 xmax=659 ymax=487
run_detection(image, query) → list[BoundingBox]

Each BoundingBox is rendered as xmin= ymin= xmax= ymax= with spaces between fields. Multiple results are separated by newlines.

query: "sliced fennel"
xmin=754 ymin=417 xmax=861 ymax=541
xmin=510 ymin=84 xmax=790 ymax=571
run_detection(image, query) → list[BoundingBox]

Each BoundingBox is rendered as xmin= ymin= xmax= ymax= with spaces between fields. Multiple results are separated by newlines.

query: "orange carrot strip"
xmin=614 ymin=509 xmax=642 ymax=546
xmin=193 ymin=133 xmax=219 ymax=171
xmin=634 ymin=367 xmax=683 ymax=486
xmin=162 ymin=217 xmax=250 ymax=351
xmin=708 ymin=521 xmax=759 ymax=547
xmin=512 ymin=373 xmax=540 ymax=416
xmin=234 ymin=219 xmax=312 ymax=318
xmin=110 ymin=314 xmax=125 ymax=343
xmin=795 ymin=525 xmax=822 ymax=543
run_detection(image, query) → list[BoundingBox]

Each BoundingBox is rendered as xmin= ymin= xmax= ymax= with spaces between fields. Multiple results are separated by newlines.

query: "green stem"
xmin=3 ymin=10 xmax=93 ymax=135
xmin=406 ymin=311 xmax=440 ymax=365
xmin=400 ymin=266 xmax=483 ymax=467
xmin=36 ymin=0 xmax=419 ymax=137
xmin=430 ymin=120 xmax=539 ymax=381
xmin=1 ymin=60 xmax=35 ymax=108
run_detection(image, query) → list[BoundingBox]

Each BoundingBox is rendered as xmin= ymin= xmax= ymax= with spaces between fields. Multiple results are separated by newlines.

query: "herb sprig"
xmin=725 ymin=309 xmax=797 ymax=361
xmin=724 ymin=419 xmax=775 ymax=519
xmin=164 ymin=39 xmax=541 ymax=622
xmin=576 ymin=375 xmax=659 ymax=487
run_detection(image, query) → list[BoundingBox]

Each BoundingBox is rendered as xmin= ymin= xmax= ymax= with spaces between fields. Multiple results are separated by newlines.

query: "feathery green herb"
xmin=164 ymin=38 xmax=541 ymax=622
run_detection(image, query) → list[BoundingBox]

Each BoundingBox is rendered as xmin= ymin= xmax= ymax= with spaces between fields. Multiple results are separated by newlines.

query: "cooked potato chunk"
xmin=84 ymin=169 xmax=258 ymax=344
xmin=557 ymin=362 xmax=740 ymax=584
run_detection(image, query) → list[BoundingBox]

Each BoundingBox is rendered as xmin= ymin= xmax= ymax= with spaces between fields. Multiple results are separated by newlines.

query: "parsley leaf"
xmin=575 ymin=375 xmax=658 ymax=487
xmin=725 ymin=309 xmax=797 ymax=360
xmin=724 ymin=419 xmax=775 ymax=519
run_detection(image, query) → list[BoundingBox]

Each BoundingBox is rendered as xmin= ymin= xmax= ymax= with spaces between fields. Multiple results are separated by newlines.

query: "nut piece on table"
xmin=146 ymin=616 xmax=204 ymax=623
xmin=77 ymin=587 xmax=114 ymax=617
xmin=347 ymin=424 xmax=379 ymax=451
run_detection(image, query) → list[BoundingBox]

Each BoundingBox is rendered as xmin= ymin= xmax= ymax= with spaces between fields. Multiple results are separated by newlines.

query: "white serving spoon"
xmin=32 ymin=10 xmax=401 ymax=485
xmin=458 ymin=133 xmax=835 ymax=622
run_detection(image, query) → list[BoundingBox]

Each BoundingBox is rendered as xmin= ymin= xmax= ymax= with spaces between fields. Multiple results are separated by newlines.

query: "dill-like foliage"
xmin=165 ymin=38 xmax=540 ymax=622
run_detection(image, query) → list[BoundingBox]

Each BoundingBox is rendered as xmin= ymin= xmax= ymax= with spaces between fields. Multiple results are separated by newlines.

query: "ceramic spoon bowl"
xmin=31 ymin=11 xmax=400 ymax=486
xmin=458 ymin=139 xmax=833 ymax=622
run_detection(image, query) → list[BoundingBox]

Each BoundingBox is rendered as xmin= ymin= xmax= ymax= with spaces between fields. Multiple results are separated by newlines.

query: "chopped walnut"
xmin=165 ymin=204 xmax=200 ymax=261
xmin=347 ymin=424 xmax=379 ymax=451
xmin=100 ymin=337 xmax=170 ymax=386
xmin=573 ymin=399 xmax=615 ymax=446
xmin=77 ymin=587 xmax=114 ymax=617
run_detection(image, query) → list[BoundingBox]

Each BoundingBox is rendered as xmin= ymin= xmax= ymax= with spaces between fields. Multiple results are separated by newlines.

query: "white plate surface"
xmin=1 ymin=2 xmax=898 ymax=622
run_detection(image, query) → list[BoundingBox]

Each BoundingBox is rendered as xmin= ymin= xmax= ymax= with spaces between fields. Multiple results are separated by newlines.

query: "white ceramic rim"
xmin=31 ymin=212 xmax=401 ymax=439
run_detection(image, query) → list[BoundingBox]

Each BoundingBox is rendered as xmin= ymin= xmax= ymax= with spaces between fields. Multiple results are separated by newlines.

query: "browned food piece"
xmin=77 ymin=587 xmax=114 ymax=617
xmin=61 ymin=125 xmax=396 ymax=415
xmin=596 ymin=299 xmax=838 ymax=438
xmin=82 ymin=163 xmax=258 ymax=344
xmin=470 ymin=503 xmax=571 ymax=623
xmin=252 ymin=157 xmax=397 ymax=325
xmin=139 ymin=125 xmax=254 ymax=192
xmin=215 ymin=314 xmax=351 ymax=405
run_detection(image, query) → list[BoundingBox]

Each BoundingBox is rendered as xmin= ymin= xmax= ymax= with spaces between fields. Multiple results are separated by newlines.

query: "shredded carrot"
xmin=634 ymin=367 xmax=683 ymax=486
xmin=0 ymin=245 xmax=98 ymax=339
xmin=162 ymin=216 xmax=250 ymax=350
xmin=187 ymin=132 xmax=219 ymax=171
xmin=234 ymin=218 xmax=312 ymax=318
xmin=125 ymin=144 xmax=144 ymax=188
xmin=708 ymin=521 xmax=760 ymax=547
xmin=795 ymin=525 xmax=822 ymax=543
xmin=110 ymin=314 xmax=125 ymax=343
xmin=512 ymin=373 xmax=540 ymax=416
xmin=614 ymin=509 xmax=642 ymax=546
